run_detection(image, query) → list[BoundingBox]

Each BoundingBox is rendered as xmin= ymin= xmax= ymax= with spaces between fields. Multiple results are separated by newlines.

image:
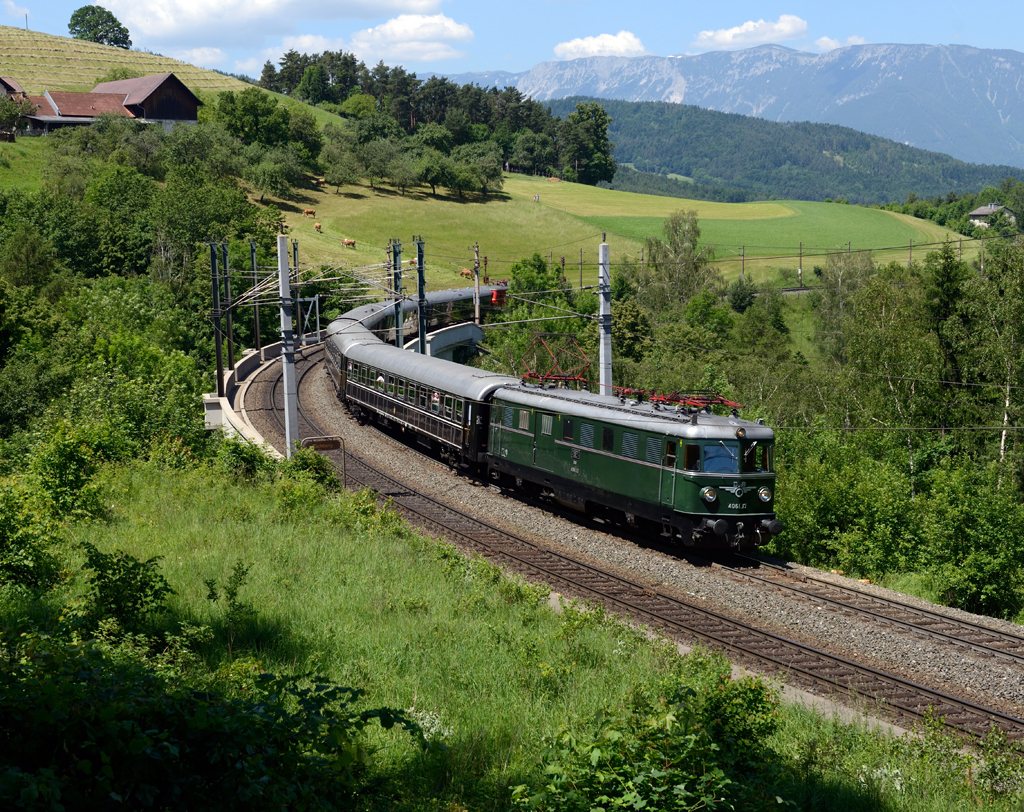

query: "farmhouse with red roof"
xmin=21 ymin=73 xmax=202 ymax=133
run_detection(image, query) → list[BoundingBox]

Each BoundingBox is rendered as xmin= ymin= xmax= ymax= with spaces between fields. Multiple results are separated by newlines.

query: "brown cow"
xmin=314 ymin=222 xmax=322 ymax=233
xmin=315 ymin=178 xmax=327 ymax=186
xmin=341 ymin=238 xmax=356 ymax=248
xmin=459 ymin=268 xmax=473 ymax=279
xmin=303 ymin=208 xmax=316 ymax=218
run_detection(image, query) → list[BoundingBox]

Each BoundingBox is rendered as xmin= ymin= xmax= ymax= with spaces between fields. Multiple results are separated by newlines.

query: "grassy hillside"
xmin=280 ymin=172 xmax=965 ymax=286
xmin=0 ymin=24 xmax=248 ymax=94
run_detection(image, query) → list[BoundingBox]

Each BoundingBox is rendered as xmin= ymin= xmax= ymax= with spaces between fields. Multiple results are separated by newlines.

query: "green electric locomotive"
xmin=487 ymin=384 xmax=782 ymax=549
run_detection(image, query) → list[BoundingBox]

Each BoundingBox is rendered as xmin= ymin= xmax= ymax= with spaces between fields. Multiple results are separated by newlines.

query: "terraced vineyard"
xmin=0 ymin=24 xmax=248 ymax=94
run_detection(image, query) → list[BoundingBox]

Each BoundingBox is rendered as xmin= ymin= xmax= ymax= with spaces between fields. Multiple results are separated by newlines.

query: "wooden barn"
xmin=23 ymin=73 xmax=202 ymax=133
xmin=91 ymin=73 xmax=203 ymax=127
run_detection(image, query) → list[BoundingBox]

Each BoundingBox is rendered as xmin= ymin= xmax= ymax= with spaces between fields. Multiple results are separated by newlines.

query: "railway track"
xmin=250 ymin=350 xmax=1024 ymax=742
xmin=711 ymin=555 xmax=1024 ymax=666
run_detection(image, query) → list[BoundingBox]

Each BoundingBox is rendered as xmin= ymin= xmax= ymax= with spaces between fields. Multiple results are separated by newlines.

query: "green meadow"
xmin=278 ymin=172 xmax=966 ymax=288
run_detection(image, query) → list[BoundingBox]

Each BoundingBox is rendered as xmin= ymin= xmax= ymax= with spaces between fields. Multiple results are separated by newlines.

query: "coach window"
xmin=601 ymin=427 xmax=614 ymax=452
xmin=444 ymin=396 xmax=453 ymax=419
xmin=409 ymin=382 xmax=418 ymax=403
xmin=562 ymin=418 xmax=574 ymax=441
xmin=419 ymin=387 xmax=428 ymax=409
xmin=431 ymin=392 xmax=440 ymax=414
xmin=682 ymin=444 xmax=700 ymax=471
xmin=455 ymin=399 xmax=464 ymax=423
xmin=397 ymin=379 xmax=405 ymax=399
xmin=387 ymin=375 xmax=395 ymax=395
xmin=376 ymin=372 xmax=386 ymax=391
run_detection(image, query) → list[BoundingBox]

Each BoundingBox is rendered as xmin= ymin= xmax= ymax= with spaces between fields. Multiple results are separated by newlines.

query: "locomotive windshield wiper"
xmin=744 ymin=441 xmax=758 ymax=460
xmin=719 ymin=440 xmax=736 ymax=460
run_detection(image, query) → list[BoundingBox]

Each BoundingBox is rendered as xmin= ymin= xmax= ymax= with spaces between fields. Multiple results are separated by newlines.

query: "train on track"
xmin=324 ymin=287 xmax=783 ymax=550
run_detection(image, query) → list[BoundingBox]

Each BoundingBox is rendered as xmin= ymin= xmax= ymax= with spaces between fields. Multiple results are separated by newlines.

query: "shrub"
xmin=0 ymin=476 xmax=60 ymax=588
xmin=80 ymin=543 xmax=174 ymax=631
xmin=0 ymin=632 xmax=424 ymax=811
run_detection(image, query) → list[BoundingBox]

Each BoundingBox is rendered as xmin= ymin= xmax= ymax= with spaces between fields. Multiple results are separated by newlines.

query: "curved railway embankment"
xmin=221 ymin=343 xmax=1024 ymax=742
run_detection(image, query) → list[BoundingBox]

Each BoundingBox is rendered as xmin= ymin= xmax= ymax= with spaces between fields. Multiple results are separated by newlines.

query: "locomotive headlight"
xmin=758 ymin=486 xmax=772 ymax=503
xmin=700 ymin=487 xmax=717 ymax=503
xmin=735 ymin=427 xmax=747 ymax=439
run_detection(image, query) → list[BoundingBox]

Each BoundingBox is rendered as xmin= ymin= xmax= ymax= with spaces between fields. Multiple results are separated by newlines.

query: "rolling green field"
xmin=0 ymin=24 xmax=248 ymax=94
xmin=286 ymin=172 xmax=970 ymax=287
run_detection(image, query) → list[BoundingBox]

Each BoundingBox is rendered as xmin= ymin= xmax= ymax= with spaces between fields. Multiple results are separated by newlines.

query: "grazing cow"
xmin=459 ymin=268 xmax=473 ymax=279
xmin=315 ymin=178 xmax=327 ymax=186
xmin=341 ymin=238 xmax=356 ymax=248
xmin=303 ymin=208 xmax=316 ymax=218
xmin=314 ymin=222 xmax=322 ymax=233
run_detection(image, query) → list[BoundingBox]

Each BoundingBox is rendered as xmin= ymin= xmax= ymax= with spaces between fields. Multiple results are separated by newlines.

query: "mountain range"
xmin=444 ymin=44 xmax=1024 ymax=168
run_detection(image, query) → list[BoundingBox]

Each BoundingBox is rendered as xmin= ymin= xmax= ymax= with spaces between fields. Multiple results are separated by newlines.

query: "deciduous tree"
xmin=68 ymin=5 xmax=131 ymax=48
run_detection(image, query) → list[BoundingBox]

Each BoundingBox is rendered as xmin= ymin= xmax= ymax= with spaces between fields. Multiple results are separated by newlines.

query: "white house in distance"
xmin=969 ymin=204 xmax=1017 ymax=228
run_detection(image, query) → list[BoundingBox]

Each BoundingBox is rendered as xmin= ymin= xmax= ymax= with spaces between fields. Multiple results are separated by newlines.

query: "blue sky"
xmin=6 ymin=1 xmax=1016 ymax=77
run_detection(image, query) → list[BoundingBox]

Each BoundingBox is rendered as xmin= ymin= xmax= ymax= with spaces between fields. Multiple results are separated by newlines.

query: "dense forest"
xmin=253 ymin=51 xmax=615 ymax=185
xmin=546 ymin=97 xmax=1024 ymax=205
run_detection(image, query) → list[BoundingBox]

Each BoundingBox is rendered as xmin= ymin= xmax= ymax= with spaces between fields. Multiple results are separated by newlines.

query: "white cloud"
xmin=553 ymin=30 xmax=647 ymax=60
xmin=691 ymin=14 xmax=808 ymax=50
xmin=3 ymin=0 xmax=28 ymax=19
xmin=174 ymin=47 xmax=227 ymax=67
xmin=350 ymin=14 xmax=474 ymax=63
xmin=815 ymin=34 xmax=867 ymax=52
xmin=233 ymin=14 xmax=473 ymax=71
xmin=105 ymin=0 xmax=441 ymax=46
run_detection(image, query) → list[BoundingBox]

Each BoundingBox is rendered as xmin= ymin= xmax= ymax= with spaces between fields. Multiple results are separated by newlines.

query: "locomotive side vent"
xmin=622 ymin=431 xmax=638 ymax=458
xmin=580 ymin=423 xmax=595 ymax=448
xmin=645 ymin=437 xmax=661 ymax=464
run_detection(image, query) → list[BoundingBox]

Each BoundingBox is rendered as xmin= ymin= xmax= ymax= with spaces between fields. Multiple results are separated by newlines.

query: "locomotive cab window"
xmin=492 ymin=405 xmax=502 ymax=425
xmin=562 ymin=419 xmax=574 ymax=441
xmin=666 ymin=441 xmax=677 ymax=467
xmin=742 ymin=442 xmax=770 ymax=473
xmin=704 ymin=442 xmax=739 ymax=474
xmin=682 ymin=444 xmax=700 ymax=471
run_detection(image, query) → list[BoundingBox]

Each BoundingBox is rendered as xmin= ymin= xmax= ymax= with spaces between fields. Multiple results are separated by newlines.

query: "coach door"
xmin=533 ymin=412 xmax=556 ymax=472
xmin=660 ymin=439 xmax=677 ymax=506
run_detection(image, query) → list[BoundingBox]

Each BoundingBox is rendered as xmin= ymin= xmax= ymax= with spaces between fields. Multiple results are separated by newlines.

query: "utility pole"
xmin=579 ymin=248 xmax=583 ymax=290
xmin=221 ymin=243 xmax=235 ymax=370
xmin=292 ymin=240 xmax=301 ymax=344
xmin=740 ymin=245 xmax=745 ymax=281
xmin=598 ymin=236 xmax=612 ymax=398
xmin=277 ymin=235 xmax=299 ymax=458
xmin=483 ymin=255 xmax=488 ymax=284
xmin=209 ymin=243 xmax=224 ymax=398
xmin=392 ymin=239 xmax=404 ymax=349
xmin=416 ymin=236 xmax=427 ymax=355
xmin=798 ymin=241 xmax=803 ymax=288
xmin=981 ymin=237 xmax=985 ymax=276
xmin=561 ymin=255 xmax=566 ymax=285
xmin=249 ymin=242 xmax=261 ymax=354
xmin=473 ymin=242 xmax=481 ymax=325
xmin=908 ymin=239 xmax=913 ymax=268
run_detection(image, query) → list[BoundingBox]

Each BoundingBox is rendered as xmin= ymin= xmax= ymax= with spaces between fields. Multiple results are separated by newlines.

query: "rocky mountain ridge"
xmin=443 ymin=44 xmax=1024 ymax=168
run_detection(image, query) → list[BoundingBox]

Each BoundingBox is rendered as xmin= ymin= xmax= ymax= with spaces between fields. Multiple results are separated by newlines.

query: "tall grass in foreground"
xmin=50 ymin=461 xmax=1024 ymax=810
